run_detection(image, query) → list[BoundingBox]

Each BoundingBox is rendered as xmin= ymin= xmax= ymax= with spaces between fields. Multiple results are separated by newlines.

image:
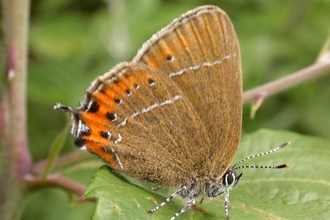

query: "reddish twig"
xmin=243 ymin=51 xmax=330 ymax=103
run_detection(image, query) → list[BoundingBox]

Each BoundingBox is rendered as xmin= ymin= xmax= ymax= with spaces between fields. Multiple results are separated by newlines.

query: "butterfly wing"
xmin=134 ymin=5 xmax=242 ymax=178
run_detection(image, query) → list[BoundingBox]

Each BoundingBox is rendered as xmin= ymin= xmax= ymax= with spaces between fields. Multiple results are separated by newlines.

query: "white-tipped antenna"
xmin=232 ymin=142 xmax=291 ymax=170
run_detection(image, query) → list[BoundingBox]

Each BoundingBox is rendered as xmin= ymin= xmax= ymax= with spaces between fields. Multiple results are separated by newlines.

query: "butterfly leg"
xmin=148 ymin=185 xmax=186 ymax=213
xmin=150 ymin=185 xmax=162 ymax=191
xmin=170 ymin=195 xmax=195 ymax=220
xmin=224 ymin=189 xmax=230 ymax=220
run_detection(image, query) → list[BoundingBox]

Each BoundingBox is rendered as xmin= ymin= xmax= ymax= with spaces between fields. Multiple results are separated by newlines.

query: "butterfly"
xmin=55 ymin=5 xmax=289 ymax=219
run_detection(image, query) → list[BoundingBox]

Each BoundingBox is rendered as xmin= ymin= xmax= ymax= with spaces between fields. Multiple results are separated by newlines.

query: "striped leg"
xmin=150 ymin=185 xmax=162 ymax=191
xmin=224 ymin=190 xmax=230 ymax=220
xmin=148 ymin=185 xmax=186 ymax=213
xmin=170 ymin=196 xmax=195 ymax=220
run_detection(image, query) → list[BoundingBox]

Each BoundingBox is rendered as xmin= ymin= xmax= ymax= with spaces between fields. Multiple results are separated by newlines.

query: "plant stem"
xmin=0 ymin=0 xmax=31 ymax=220
xmin=243 ymin=51 xmax=330 ymax=103
xmin=24 ymin=174 xmax=86 ymax=197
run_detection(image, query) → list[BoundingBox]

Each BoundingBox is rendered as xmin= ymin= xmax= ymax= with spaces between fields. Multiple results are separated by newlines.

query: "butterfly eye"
xmin=223 ymin=169 xmax=236 ymax=186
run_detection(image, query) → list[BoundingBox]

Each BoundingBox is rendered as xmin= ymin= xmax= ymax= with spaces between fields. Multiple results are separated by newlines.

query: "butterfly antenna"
xmin=232 ymin=142 xmax=290 ymax=170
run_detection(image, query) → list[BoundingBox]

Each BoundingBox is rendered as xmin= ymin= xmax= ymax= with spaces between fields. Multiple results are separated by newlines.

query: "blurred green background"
xmin=2 ymin=0 xmax=328 ymax=219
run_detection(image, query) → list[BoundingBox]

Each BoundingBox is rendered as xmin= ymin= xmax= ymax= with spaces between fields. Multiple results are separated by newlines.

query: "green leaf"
xmin=84 ymin=130 xmax=330 ymax=219
xmin=41 ymin=114 xmax=70 ymax=180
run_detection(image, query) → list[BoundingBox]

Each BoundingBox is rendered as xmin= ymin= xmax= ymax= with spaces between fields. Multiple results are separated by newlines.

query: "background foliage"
xmin=1 ymin=0 xmax=328 ymax=219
